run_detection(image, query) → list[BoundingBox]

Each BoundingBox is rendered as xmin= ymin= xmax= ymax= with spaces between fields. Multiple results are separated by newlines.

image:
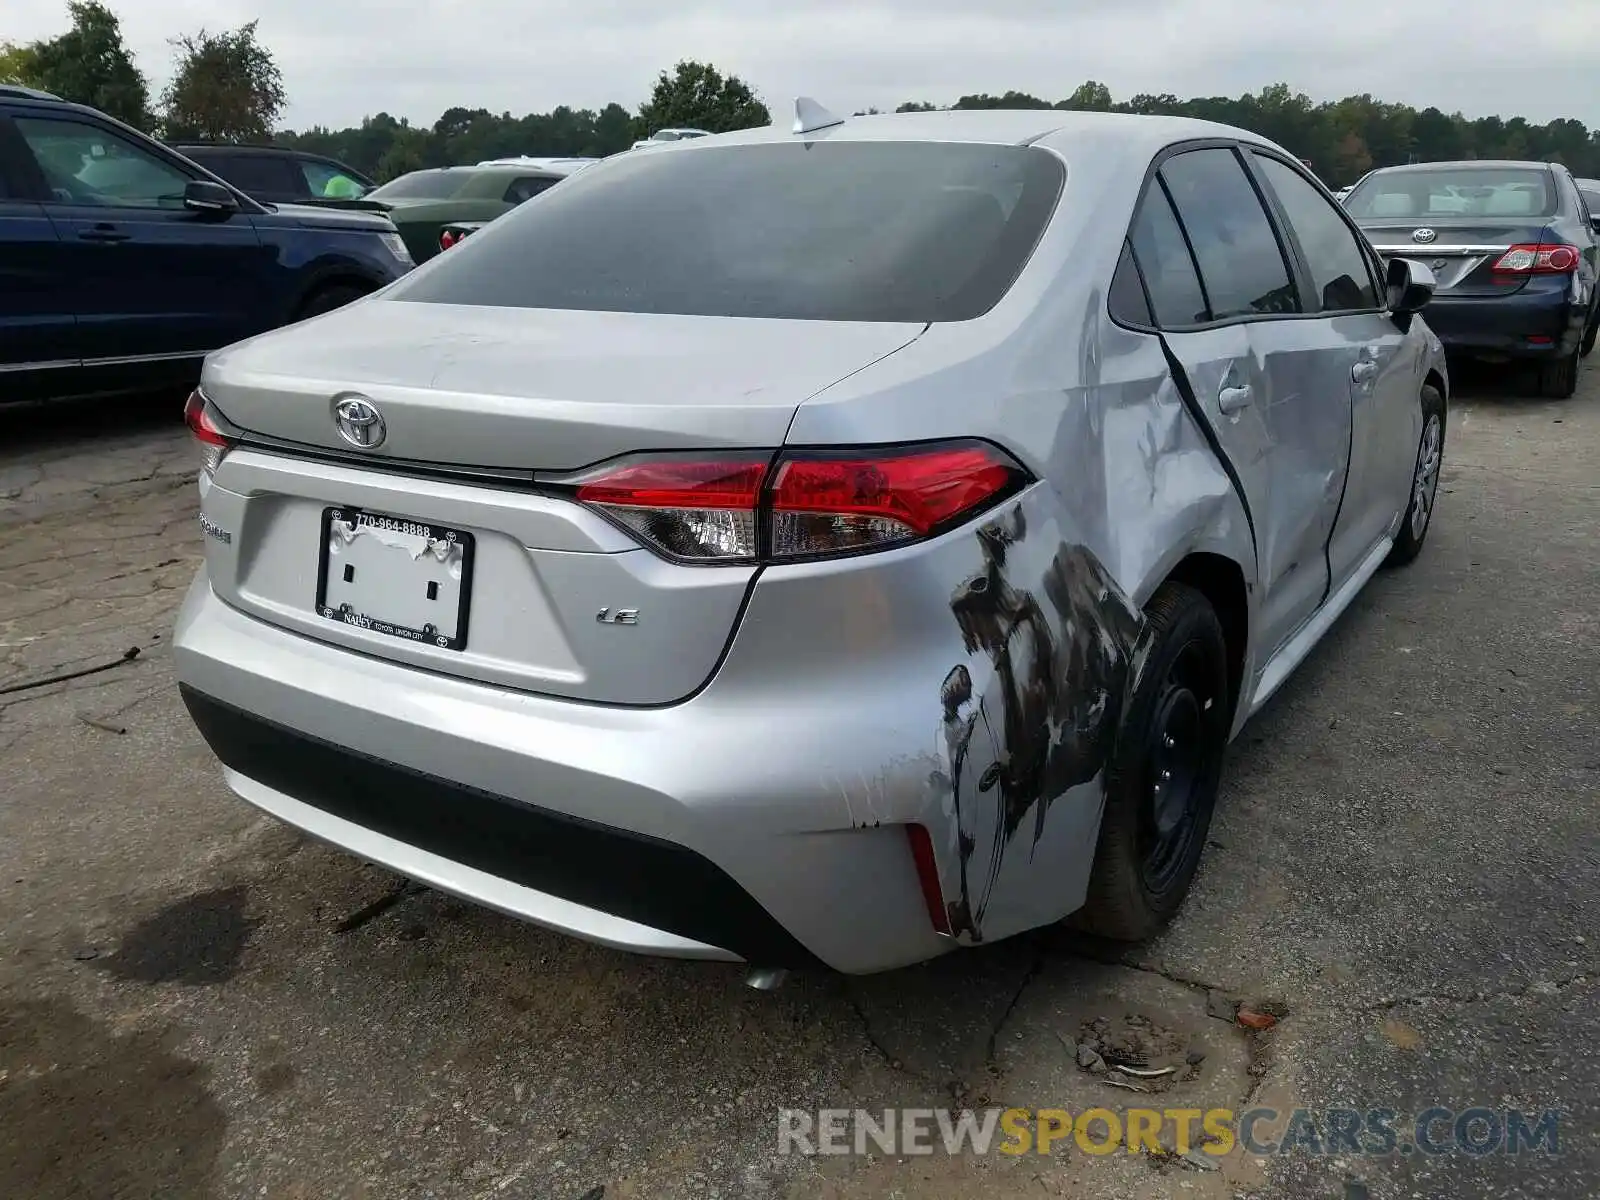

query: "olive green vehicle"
xmin=368 ymin=158 xmax=595 ymax=262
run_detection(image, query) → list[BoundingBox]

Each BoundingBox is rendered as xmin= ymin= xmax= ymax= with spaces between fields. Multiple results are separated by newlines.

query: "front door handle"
xmin=78 ymin=226 xmax=130 ymax=243
xmin=1218 ymin=384 xmax=1253 ymax=414
xmin=1352 ymin=360 xmax=1379 ymax=383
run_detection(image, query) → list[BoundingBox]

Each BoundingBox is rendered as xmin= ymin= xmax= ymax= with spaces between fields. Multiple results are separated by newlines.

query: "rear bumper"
xmin=172 ymin=572 xmax=965 ymax=973
xmin=1422 ymin=285 xmax=1588 ymax=358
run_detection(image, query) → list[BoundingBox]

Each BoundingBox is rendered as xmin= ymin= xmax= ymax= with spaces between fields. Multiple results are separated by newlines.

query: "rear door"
xmin=0 ymin=110 xmax=78 ymax=396
xmin=1139 ymin=144 xmax=1350 ymax=659
xmin=14 ymin=111 xmax=269 ymax=361
xmin=1246 ymin=150 xmax=1415 ymax=586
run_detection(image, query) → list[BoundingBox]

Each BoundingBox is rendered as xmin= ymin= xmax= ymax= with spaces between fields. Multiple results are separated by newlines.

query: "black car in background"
xmin=1344 ymin=159 xmax=1600 ymax=398
xmin=0 ymin=85 xmax=413 ymax=404
xmin=171 ymin=143 xmax=377 ymax=207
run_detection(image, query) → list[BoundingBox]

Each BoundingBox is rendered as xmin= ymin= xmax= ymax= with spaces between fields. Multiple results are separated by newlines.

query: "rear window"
xmin=369 ymin=170 xmax=471 ymax=200
xmin=1344 ymin=167 xmax=1557 ymax=220
xmin=390 ymin=141 xmax=1065 ymax=322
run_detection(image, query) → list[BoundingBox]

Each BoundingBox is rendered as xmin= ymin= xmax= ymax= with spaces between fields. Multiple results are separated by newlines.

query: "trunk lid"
xmin=202 ymin=299 xmax=925 ymax=470
xmin=1358 ymin=217 xmax=1554 ymax=297
xmin=197 ymin=301 xmax=924 ymax=705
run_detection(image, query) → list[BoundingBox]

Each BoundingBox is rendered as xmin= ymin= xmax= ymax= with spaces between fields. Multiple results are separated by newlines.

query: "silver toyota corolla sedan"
xmin=174 ymin=105 xmax=1448 ymax=976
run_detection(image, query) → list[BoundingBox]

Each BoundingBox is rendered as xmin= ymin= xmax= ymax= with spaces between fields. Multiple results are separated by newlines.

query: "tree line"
xmin=6 ymin=1 xmax=1598 ymax=188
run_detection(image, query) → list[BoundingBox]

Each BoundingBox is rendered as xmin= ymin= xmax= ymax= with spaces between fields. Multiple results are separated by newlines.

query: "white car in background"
xmin=630 ymin=128 xmax=712 ymax=151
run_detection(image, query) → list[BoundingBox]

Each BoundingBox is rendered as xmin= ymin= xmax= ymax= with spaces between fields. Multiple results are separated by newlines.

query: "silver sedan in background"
xmin=173 ymin=104 xmax=1447 ymax=977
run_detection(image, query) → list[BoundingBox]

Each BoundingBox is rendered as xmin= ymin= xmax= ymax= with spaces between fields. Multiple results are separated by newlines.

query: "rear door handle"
xmin=78 ymin=227 xmax=130 ymax=243
xmin=1352 ymin=360 xmax=1379 ymax=383
xmin=1218 ymin=384 xmax=1253 ymax=414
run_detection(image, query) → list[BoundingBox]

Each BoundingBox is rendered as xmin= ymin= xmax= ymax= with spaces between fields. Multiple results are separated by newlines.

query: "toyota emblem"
xmin=333 ymin=396 xmax=386 ymax=449
xmin=1411 ymin=228 xmax=1438 ymax=245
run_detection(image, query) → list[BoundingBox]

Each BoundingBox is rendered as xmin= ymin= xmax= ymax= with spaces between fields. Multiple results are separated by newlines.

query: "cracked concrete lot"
xmin=1 ymin=368 xmax=1597 ymax=1200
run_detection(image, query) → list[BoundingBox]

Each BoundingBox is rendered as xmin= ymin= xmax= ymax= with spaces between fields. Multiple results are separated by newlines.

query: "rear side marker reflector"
xmin=566 ymin=442 xmax=1028 ymax=564
xmin=905 ymin=823 xmax=952 ymax=936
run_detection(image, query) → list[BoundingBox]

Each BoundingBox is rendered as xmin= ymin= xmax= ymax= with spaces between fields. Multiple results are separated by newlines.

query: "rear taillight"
xmin=439 ymin=229 xmax=458 ymax=251
xmin=770 ymin=445 xmax=1022 ymax=559
xmin=184 ymin=388 xmax=233 ymax=478
xmin=1491 ymin=243 xmax=1580 ymax=274
xmin=568 ymin=441 xmax=1027 ymax=564
xmin=574 ymin=455 xmax=767 ymax=561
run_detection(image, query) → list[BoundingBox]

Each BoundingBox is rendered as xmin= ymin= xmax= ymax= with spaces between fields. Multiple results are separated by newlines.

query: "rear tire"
xmin=296 ymin=283 xmax=368 ymax=321
xmin=1581 ymin=306 xmax=1598 ymax=358
xmin=1075 ymin=582 xmax=1229 ymax=942
xmin=1535 ymin=346 xmax=1580 ymax=399
xmin=1385 ymin=384 xmax=1446 ymax=568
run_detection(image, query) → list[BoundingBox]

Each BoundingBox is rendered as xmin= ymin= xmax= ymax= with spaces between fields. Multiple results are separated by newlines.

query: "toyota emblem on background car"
xmin=333 ymin=396 xmax=386 ymax=448
xmin=1411 ymin=227 xmax=1438 ymax=244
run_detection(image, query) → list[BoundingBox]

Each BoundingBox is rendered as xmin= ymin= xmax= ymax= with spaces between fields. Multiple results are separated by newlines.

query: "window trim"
xmin=1244 ymin=148 xmax=1386 ymax=318
xmin=1109 ymin=137 xmax=1400 ymax=336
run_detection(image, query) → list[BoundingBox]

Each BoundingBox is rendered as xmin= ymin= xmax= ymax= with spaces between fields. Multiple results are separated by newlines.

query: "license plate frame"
xmin=314 ymin=506 xmax=476 ymax=651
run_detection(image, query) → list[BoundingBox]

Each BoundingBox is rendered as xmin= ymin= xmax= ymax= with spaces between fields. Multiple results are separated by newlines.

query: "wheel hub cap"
xmin=1411 ymin=414 xmax=1442 ymax=540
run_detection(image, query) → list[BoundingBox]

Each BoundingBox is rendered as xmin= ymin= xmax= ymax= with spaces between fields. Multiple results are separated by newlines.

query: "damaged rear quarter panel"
xmin=767 ymin=266 xmax=1257 ymax=944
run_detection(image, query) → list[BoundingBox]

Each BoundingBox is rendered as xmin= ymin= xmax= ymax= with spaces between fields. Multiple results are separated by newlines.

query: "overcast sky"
xmin=11 ymin=0 xmax=1600 ymax=131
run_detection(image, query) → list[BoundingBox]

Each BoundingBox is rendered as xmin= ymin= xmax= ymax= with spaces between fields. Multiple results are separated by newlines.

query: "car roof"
xmin=0 ymin=84 xmax=62 ymax=101
xmin=662 ymin=108 xmax=1282 ymax=163
xmin=1361 ymin=159 xmax=1557 ymax=175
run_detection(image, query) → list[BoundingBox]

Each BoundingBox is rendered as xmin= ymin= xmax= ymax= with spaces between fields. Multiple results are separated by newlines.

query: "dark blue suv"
xmin=0 ymin=86 xmax=414 ymax=404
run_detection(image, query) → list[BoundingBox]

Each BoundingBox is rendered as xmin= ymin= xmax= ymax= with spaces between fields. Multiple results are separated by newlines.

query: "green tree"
xmin=14 ymin=2 xmax=149 ymax=128
xmin=1059 ymin=81 xmax=1113 ymax=112
xmin=0 ymin=41 xmax=38 ymax=85
xmin=634 ymin=60 xmax=769 ymax=136
xmin=161 ymin=21 xmax=286 ymax=142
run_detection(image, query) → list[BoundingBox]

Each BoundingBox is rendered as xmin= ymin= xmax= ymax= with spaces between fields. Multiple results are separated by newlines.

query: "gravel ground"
xmin=1 ymin=360 xmax=1595 ymax=1200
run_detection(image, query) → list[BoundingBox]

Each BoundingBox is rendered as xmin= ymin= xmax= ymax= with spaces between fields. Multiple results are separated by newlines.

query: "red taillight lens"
xmin=574 ymin=455 xmax=768 ymax=561
xmin=1491 ymin=243 xmax=1580 ymax=274
xmin=439 ymin=229 xmax=457 ymax=250
xmin=769 ymin=444 xmax=1023 ymax=559
xmin=183 ymin=388 xmax=233 ymax=476
xmin=568 ymin=441 xmax=1027 ymax=564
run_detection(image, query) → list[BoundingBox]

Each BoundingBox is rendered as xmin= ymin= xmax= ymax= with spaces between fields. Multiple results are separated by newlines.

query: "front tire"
xmin=1386 ymin=384 xmax=1446 ymax=567
xmin=1076 ymin=582 xmax=1230 ymax=942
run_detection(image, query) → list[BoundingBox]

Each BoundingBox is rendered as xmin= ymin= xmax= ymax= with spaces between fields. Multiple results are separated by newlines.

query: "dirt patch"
xmin=0 ymin=996 xmax=226 ymax=1199
xmin=99 ymin=885 xmax=256 ymax=985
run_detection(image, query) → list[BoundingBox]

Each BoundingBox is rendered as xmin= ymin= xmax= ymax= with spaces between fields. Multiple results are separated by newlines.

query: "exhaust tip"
xmin=743 ymin=967 xmax=789 ymax=992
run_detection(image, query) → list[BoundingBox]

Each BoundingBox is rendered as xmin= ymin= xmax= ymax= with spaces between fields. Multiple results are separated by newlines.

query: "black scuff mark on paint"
xmin=943 ymin=503 xmax=1142 ymax=939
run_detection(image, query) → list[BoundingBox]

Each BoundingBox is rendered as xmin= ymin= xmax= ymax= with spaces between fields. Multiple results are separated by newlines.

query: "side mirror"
xmin=183 ymin=179 xmax=238 ymax=216
xmin=1386 ymin=257 xmax=1435 ymax=329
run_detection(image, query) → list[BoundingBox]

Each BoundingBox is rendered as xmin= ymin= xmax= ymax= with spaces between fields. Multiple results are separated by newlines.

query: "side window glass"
xmin=1161 ymin=148 xmax=1299 ymax=319
xmin=301 ymin=159 xmax=367 ymax=199
xmin=1253 ymin=154 xmax=1378 ymax=312
xmin=220 ymin=155 xmax=297 ymax=196
xmin=504 ymin=176 xmax=556 ymax=205
xmin=16 ymin=117 xmax=190 ymax=208
xmin=1108 ymin=240 xmax=1153 ymax=326
xmin=1128 ymin=182 xmax=1209 ymax=327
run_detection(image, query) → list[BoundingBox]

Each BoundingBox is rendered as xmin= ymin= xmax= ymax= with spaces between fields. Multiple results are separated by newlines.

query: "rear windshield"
xmin=1344 ymin=167 xmax=1557 ymax=220
xmin=390 ymin=141 xmax=1065 ymax=322
xmin=368 ymin=170 xmax=471 ymax=200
